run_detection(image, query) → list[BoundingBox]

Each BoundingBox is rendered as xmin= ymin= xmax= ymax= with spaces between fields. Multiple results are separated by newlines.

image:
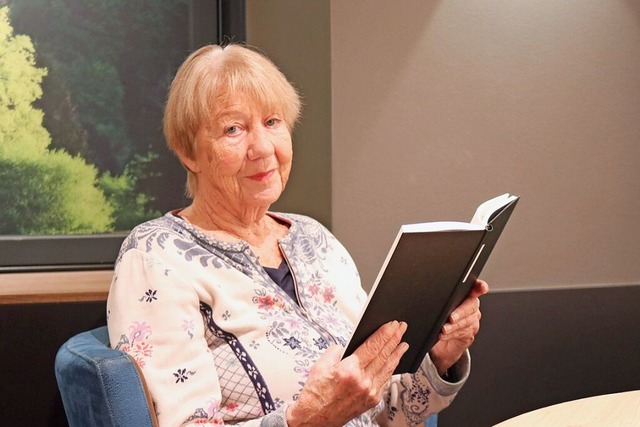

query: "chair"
xmin=55 ymin=326 xmax=437 ymax=427
xmin=54 ymin=326 xmax=158 ymax=427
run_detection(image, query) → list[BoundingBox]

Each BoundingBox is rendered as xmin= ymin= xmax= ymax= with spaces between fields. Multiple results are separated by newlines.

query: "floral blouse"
xmin=107 ymin=212 xmax=469 ymax=426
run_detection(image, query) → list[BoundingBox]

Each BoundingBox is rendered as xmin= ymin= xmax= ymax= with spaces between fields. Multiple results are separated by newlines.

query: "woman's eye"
xmin=265 ymin=118 xmax=280 ymax=127
xmin=225 ymin=125 xmax=239 ymax=135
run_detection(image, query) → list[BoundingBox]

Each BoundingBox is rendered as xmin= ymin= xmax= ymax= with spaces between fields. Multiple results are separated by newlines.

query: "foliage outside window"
xmin=0 ymin=1 xmax=191 ymax=236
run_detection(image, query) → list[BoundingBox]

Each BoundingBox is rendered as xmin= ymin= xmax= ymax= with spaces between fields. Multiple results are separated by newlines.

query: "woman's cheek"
xmin=210 ymin=146 xmax=244 ymax=177
xmin=280 ymin=162 xmax=292 ymax=187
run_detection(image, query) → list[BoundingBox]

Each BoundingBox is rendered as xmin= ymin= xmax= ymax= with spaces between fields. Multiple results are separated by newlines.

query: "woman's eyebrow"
xmin=214 ymin=109 xmax=246 ymax=121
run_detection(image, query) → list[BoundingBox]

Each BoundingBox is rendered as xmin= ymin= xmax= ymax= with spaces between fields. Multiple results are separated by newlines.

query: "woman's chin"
xmin=245 ymin=188 xmax=283 ymax=209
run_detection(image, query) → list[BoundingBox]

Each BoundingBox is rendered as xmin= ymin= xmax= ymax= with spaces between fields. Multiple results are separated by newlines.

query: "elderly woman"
xmin=107 ymin=44 xmax=488 ymax=426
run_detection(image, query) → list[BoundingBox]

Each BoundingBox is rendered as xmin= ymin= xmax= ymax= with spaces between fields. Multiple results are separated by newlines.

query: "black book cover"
xmin=342 ymin=195 xmax=519 ymax=375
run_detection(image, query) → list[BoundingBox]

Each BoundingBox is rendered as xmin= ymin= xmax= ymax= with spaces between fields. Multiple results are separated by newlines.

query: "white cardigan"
xmin=107 ymin=212 xmax=469 ymax=426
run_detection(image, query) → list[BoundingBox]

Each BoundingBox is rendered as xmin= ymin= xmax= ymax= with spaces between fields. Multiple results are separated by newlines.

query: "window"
xmin=0 ymin=0 xmax=245 ymax=271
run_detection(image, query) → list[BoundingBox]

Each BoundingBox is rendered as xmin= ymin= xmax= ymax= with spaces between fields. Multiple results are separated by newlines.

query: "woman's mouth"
xmin=248 ymin=170 xmax=275 ymax=182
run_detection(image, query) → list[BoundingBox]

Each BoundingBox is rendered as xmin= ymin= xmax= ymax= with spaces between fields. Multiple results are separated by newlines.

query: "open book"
xmin=342 ymin=193 xmax=519 ymax=374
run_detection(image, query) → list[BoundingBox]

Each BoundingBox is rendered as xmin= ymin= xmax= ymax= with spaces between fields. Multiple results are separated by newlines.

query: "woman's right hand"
xmin=286 ymin=321 xmax=409 ymax=427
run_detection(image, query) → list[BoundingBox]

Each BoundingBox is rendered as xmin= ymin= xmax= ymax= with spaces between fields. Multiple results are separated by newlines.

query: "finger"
xmin=373 ymin=340 xmax=409 ymax=389
xmin=468 ymin=279 xmax=489 ymax=299
xmin=439 ymin=324 xmax=478 ymax=342
xmin=354 ymin=321 xmax=407 ymax=374
xmin=354 ymin=321 xmax=404 ymax=357
xmin=441 ymin=310 xmax=482 ymax=339
xmin=450 ymin=296 xmax=480 ymax=324
xmin=367 ymin=322 xmax=408 ymax=378
xmin=387 ymin=339 xmax=409 ymax=369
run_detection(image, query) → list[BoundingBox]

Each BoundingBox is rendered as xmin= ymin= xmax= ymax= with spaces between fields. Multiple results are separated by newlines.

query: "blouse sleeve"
xmin=107 ymin=248 xmax=288 ymax=426
xmin=375 ymin=351 xmax=470 ymax=426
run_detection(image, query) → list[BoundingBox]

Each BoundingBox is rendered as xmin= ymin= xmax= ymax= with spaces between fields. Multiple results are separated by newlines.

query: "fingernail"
xmin=451 ymin=312 xmax=459 ymax=322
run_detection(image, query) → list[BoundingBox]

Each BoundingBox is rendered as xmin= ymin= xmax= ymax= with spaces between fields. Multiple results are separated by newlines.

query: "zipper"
xmin=279 ymin=242 xmax=339 ymax=346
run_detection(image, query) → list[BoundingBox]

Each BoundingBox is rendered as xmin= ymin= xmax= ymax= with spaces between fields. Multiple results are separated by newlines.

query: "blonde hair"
xmin=163 ymin=44 xmax=302 ymax=198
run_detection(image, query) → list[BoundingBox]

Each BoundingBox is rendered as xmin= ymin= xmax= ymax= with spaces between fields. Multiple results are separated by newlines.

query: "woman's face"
xmin=185 ymin=97 xmax=293 ymax=213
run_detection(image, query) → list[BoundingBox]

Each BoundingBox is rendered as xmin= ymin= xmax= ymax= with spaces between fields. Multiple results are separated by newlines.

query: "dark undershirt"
xmin=264 ymin=261 xmax=298 ymax=305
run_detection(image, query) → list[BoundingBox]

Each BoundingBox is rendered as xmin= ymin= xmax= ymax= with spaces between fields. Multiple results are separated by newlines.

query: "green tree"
xmin=8 ymin=0 xmax=190 ymax=213
xmin=0 ymin=155 xmax=114 ymax=234
xmin=99 ymin=153 xmax=161 ymax=231
xmin=0 ymin=6 xmax=49 ymax=159
xmin=0 ymin=6 xmax=114 ymax=234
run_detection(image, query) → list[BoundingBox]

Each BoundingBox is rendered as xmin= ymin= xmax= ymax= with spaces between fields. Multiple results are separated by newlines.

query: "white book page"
xmin=401 ymin=221 xmax=483 ymax=233
xmin=471 ymin=193 xmax=517 ymax=226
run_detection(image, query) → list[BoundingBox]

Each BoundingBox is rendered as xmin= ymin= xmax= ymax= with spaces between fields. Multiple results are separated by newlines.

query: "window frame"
xmin=0 ymin=0 xmax=246 ymax=273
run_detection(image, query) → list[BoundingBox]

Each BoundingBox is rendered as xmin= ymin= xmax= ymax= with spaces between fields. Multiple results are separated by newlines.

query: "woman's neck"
xmin=179 ymin=198 xmax=272 ymax=245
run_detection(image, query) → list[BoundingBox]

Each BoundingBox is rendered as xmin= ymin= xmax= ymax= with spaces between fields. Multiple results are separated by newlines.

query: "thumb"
xmin=324 ymin=344 xmax=345 ymax=362
xmin=313 ymin=344 xmax=343 ymax=371
xmin=307 ymin=345 xmax=343 ymax=379
xmin=469 ymin=279 xmax=489 ymax=298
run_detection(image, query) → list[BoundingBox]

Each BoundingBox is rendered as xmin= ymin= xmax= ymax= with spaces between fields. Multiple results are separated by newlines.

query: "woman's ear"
xmin=179 ymin=153 xmax=200 ymax=174
xmin=175 ymin=143 xmax=200 ymax=174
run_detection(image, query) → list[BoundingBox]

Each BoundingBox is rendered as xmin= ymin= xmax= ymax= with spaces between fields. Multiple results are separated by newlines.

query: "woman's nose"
xmin=247 ymin=128 xmax=275 ymax=160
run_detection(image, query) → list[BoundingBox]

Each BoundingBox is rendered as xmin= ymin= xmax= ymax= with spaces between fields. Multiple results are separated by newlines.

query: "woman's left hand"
xmin=429 ymin=279 xmax=489 ymax=376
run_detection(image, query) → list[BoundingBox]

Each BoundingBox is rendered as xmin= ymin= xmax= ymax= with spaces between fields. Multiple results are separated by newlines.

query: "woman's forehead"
xmin=212 ymin=94 xmax=279 ymax=120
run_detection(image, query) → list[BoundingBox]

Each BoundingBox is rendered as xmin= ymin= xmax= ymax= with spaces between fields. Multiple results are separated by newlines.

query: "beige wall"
xmin=4 ymin=2 xmax=636 ymax=295
xmin=6 ymin=3 xmax=637 ymax=294
xmin=331 ymin=1 xmax=640 ymax=290
xmin=246 ymin=0 xmax=332 ymax=228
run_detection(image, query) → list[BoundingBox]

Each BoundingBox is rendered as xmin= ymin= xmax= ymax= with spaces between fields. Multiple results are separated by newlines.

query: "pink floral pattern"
xmin=182 ymin=319 xmax=195 ymax=339
xmin=114 ymin=321 xmax=153 ymax=367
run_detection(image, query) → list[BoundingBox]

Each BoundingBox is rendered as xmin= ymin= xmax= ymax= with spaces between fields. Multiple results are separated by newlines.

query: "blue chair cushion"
xmin=54 ymin=326 xmax=156 ymax=427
